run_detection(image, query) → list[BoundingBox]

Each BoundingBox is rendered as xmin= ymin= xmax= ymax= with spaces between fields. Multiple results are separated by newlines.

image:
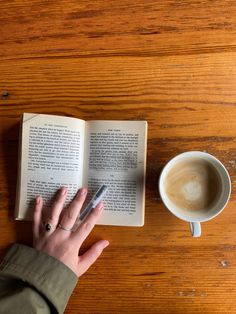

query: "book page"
xmin=84 ymin=120 xmax=147 ymax=226
xmin=16 ymin=113 xmax=85 ymax=220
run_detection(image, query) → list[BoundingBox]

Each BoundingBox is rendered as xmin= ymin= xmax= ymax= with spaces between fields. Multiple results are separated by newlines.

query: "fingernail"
xmin=79 ymin=188 xmax=87 ymax=196
xmin=103 ymin=240 xmax=109 ymax=248
xmin=61 ymin=187 xmax=67 ymax=196
xmin=36 ymin=196 xmax=41 ymax=205
xmin=97 ymin=202 xmax=104 ymax=212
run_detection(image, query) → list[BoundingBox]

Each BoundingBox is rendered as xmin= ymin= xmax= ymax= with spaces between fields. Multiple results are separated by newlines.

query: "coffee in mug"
xmin=159 ymin=152 xmax=231 ymax=237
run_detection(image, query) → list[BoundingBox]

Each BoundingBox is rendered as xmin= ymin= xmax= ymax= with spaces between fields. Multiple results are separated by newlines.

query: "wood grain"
xmin=1 ymin=1 xmax=236 ymax=313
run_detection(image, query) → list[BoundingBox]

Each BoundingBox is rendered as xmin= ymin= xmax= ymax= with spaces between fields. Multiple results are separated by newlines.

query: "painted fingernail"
xmin=79 ymin=188 xmax=87 ymax=196
xmin=61 ymin=187 xmax=67 ymax=196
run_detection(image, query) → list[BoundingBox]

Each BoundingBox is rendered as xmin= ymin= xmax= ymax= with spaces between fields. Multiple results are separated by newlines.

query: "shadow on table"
xmin=1 ymin=121 xmax=32 ymax=251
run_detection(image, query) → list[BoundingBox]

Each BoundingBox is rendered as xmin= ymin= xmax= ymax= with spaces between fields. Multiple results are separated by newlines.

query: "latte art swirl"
xmin=165 ymin=158 xmax=221 ymax=212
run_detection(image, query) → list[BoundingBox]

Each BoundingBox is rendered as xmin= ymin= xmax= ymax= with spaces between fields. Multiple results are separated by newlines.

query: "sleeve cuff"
xmin=0 ymin=243 xmax=78 ymax=313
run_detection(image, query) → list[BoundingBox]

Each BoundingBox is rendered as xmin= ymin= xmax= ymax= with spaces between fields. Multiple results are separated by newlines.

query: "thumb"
xmin=77 ymin=240 xmax=109 ymax=277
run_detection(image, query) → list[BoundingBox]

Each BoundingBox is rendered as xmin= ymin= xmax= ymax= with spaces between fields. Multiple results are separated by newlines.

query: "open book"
xmin=15 ymin=113 xmax=148 ymax=226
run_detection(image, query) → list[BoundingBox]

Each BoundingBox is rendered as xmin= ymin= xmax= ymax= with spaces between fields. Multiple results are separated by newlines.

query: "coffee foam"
xmin=164 ymin=158 xmax=221 ymax=212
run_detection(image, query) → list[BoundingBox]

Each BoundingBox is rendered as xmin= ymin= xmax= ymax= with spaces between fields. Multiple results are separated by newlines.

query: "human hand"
xmin=33 ymin=187 xmax=109 ymax=277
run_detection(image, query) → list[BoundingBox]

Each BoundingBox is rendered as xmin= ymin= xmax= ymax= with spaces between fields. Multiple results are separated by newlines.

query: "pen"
xmin=79 ymin=185 xmax=108 ymax=221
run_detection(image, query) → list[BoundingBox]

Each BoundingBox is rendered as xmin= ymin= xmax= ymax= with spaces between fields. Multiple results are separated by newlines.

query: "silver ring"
xmin=58 ymin=223 xmax=73 ymax=232
xmin=43 ymin=222 xmax=56 ymax=232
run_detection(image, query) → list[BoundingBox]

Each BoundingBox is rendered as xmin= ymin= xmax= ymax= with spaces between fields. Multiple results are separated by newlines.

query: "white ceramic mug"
xmin=159 ymin=151 xmax=231 ymax=237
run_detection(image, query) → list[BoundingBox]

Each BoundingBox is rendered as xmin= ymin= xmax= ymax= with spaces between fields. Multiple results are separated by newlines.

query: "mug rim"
xmin=159 ymin=151 xmax=231 ymax=223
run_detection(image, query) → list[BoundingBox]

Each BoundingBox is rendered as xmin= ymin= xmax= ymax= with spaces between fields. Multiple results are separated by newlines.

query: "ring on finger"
xmin=58 ymin=223 xmax=73 ymax=232
xmin=43 ymin=221 xmax=57 ymax=232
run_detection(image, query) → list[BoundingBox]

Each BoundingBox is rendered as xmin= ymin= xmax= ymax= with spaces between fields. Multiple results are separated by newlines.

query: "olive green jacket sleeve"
xmin=0 ymin=244 xmax=78 ymax=314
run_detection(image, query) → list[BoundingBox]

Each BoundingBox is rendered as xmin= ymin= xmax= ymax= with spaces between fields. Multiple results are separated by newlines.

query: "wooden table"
xmin=1 ymin=1 xmax=236 ymax=313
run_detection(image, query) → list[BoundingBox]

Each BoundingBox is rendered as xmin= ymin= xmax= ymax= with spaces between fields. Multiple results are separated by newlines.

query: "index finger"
xmin=59 ymin=188 xmax=87 ymax=231
xmin=71 ymin=202 xmax=104 ymax=247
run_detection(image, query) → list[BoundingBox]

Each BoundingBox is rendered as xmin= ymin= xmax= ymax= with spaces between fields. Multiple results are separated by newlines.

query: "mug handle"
xmin=189 ymin=222 xmax=201 ymax=237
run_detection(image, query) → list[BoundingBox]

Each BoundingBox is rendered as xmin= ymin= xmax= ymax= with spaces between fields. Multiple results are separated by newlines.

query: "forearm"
xmin=0 ymin=244 xmax=78 ymax=314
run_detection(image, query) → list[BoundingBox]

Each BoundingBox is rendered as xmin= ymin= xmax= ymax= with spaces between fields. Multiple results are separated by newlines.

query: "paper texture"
xmin=84 ymin=120 xmax=147 ymax=226
xmin=16 ymin=113 xmax=85 ymax=219
xmin=15 ymin=113 xmax=147 ymax=226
